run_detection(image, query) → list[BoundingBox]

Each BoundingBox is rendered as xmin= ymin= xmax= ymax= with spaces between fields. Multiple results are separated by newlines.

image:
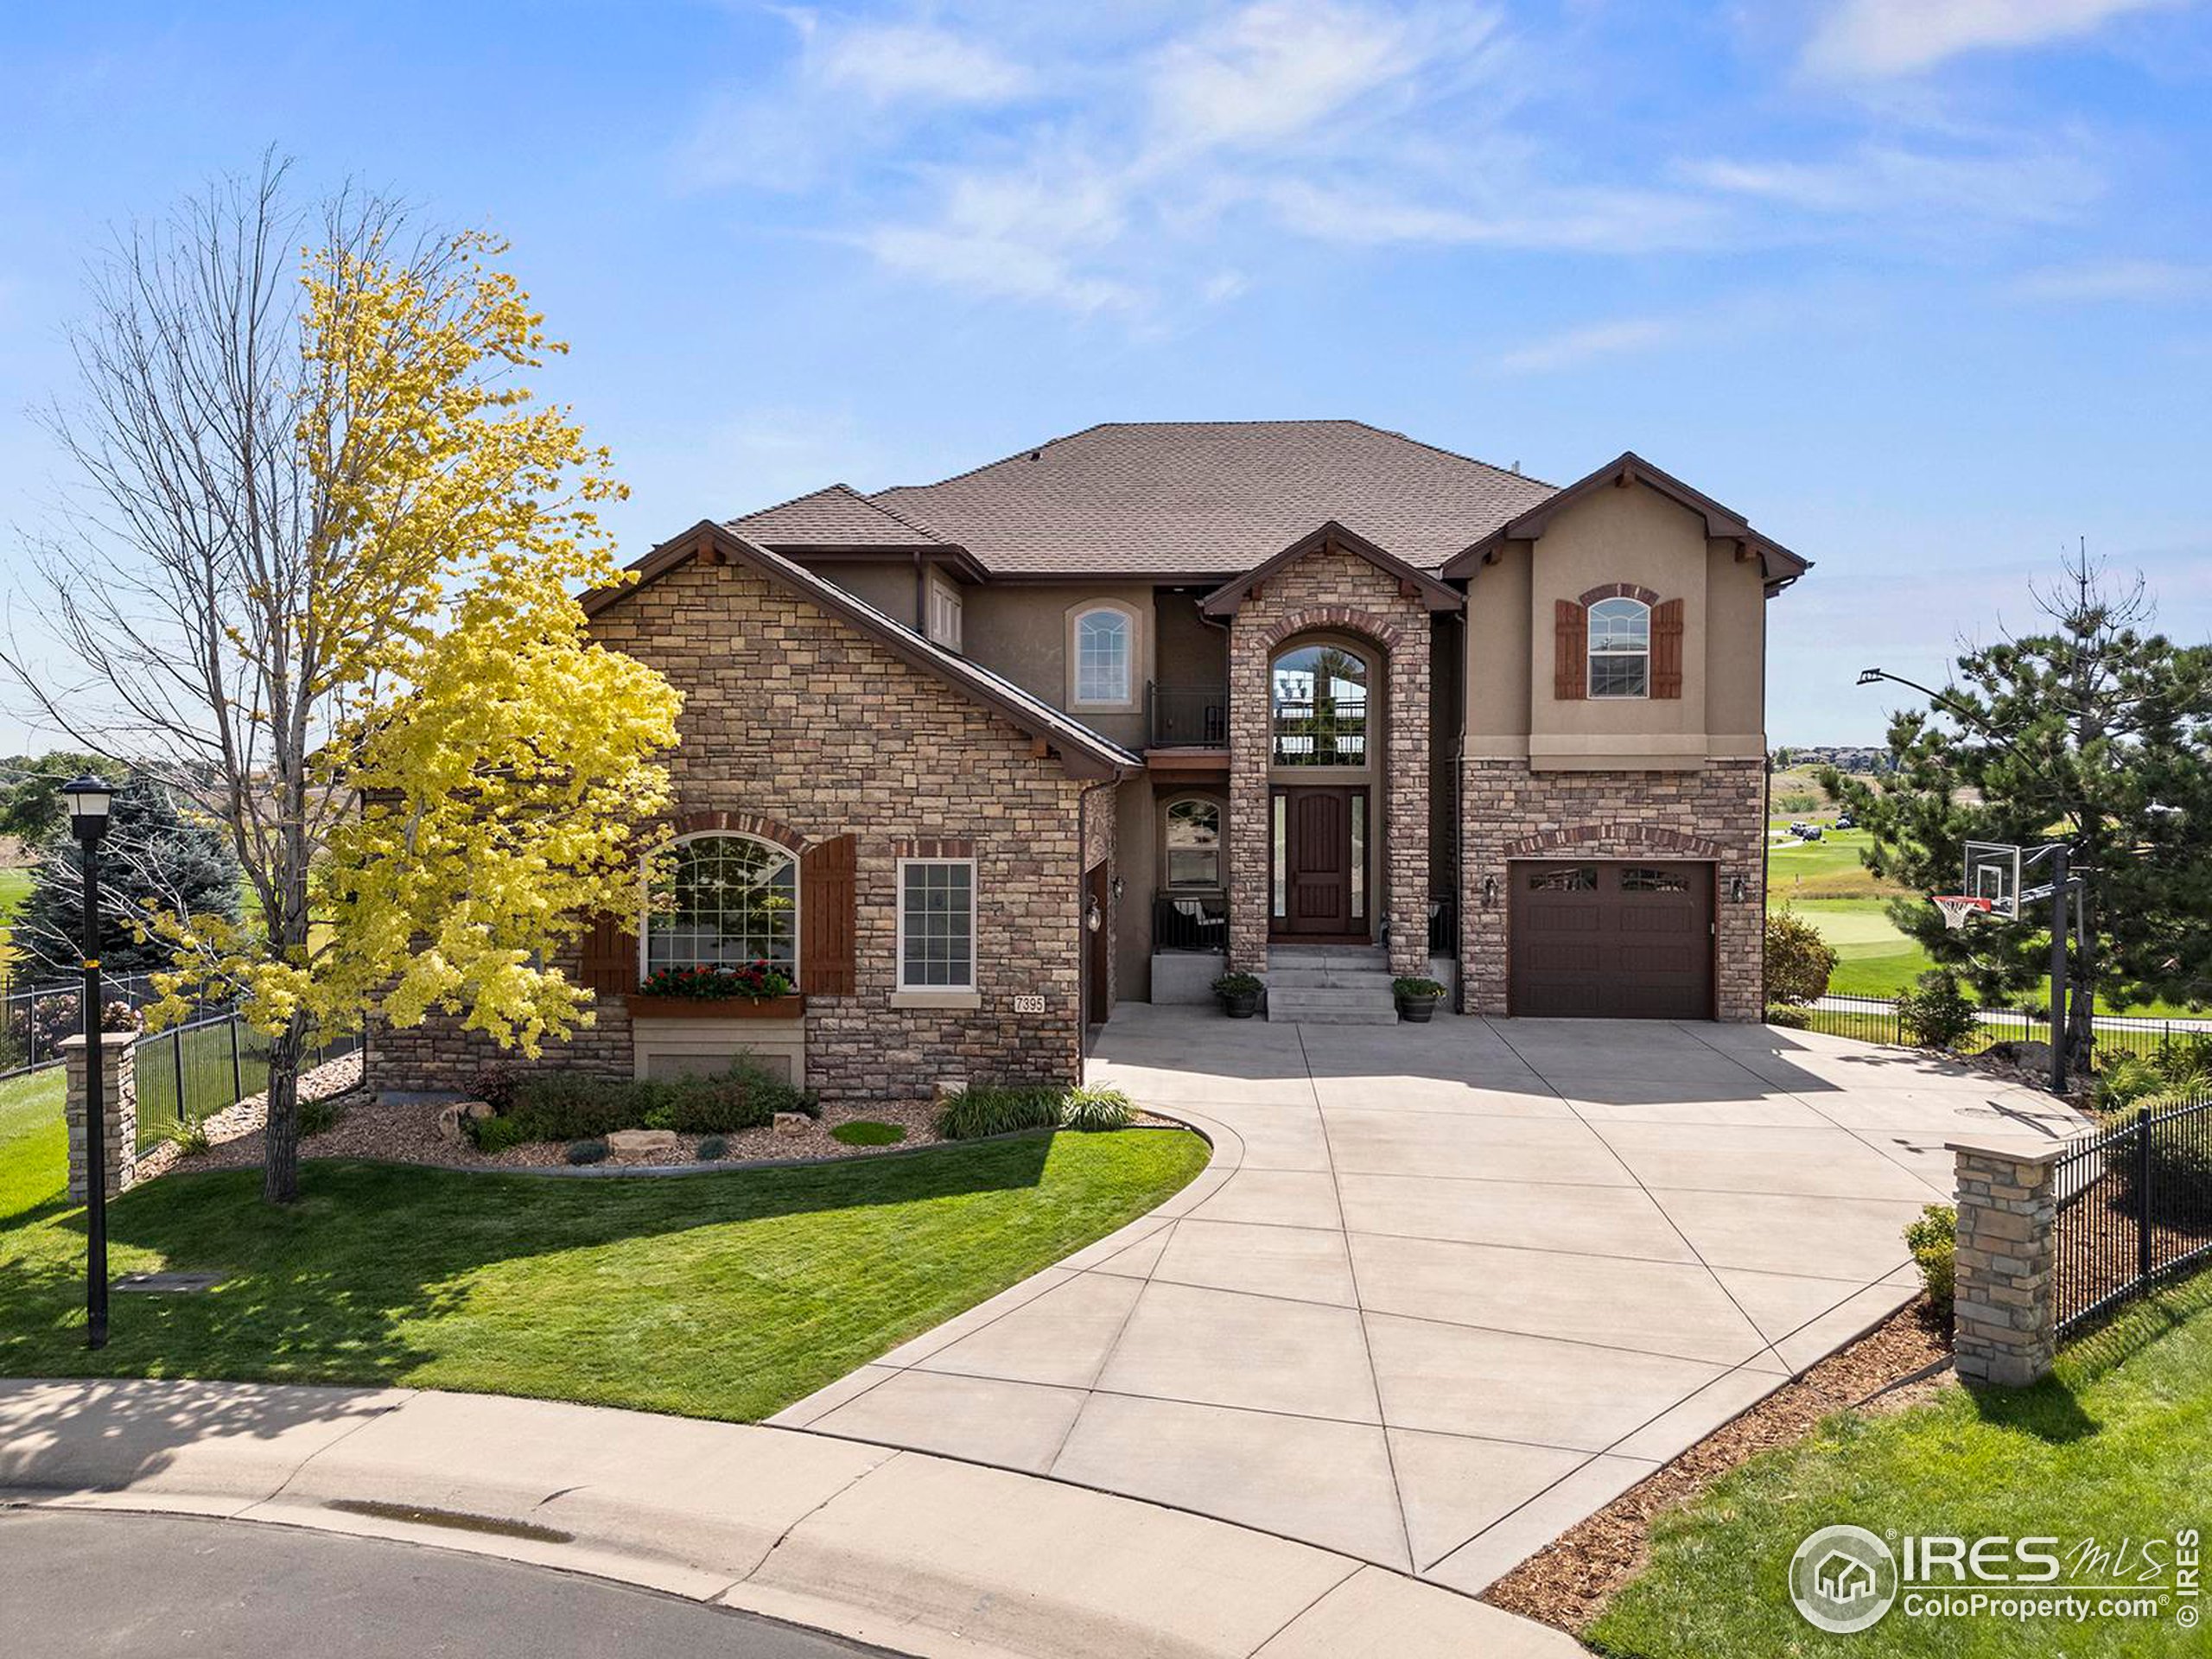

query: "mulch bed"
xmin=1481 ymin=1298 xmax=1953 ymax=1635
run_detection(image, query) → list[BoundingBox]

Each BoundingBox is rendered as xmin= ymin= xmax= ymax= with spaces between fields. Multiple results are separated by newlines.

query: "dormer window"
xmin=1587 ymin=597 xmax=1650 ymax=699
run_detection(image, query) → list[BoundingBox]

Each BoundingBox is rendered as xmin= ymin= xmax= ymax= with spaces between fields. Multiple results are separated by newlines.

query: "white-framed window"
xmin=927 ymin=577 xmax=963 ymax=651
xmin=1071 ymin=605 xmax=1134 ymax=707
xmin=897 ymin=857 xmax=976 ymax=991
xmin=1587 ymin=597 xmax=1651 ymax=699
xmin=645 ymin=833 xmax=798 ymax=972
xmin=1164 ymin=797 xmax=1222 ymax=888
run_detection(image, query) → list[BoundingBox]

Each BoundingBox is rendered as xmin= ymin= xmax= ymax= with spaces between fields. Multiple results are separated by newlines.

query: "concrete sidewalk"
xmin=0 ymin=1378 xmax=1583 ymax=1659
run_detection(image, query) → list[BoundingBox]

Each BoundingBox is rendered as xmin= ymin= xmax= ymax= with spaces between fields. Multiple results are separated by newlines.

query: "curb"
xmin=0 ymin=1379 xmax=1582 ymax=1659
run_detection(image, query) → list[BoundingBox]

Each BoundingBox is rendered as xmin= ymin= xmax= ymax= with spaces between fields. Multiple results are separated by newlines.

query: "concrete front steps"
xmin=1266 ymin=944 xmax=1399 ymax=1025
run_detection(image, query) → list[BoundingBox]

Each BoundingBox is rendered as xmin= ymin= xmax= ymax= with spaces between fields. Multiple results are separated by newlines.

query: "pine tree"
xmin=15 ymin=774 xmax=242 ymax=980
xmin=1824 ymin=549 xmax=2212 ymax=1069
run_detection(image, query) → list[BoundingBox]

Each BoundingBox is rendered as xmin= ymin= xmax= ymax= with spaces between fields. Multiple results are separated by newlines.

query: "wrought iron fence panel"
xmin=2056 ymin=1090 xmax=2212 ymax=1334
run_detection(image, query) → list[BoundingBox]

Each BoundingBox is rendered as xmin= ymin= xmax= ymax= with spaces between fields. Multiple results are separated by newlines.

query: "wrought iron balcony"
xmin=1147 ymin=681 xmax=1229 ymax=749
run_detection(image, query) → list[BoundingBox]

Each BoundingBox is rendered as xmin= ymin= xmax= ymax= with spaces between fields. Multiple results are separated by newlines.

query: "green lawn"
xmin=0 ymin=1109 xmax=1207 ymax=1422
xmin=1591 ymin=1277 xmax=2212 ymax=1657
xmin=0 ymin=863 xmax=34 ymax=973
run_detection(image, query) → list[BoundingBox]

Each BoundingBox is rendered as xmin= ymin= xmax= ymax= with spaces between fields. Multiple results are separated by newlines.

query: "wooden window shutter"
xmin=1651 ymin=598 xmax=1685 ymax=699
xmin=577 ymin=911 xmax=637 ymax=995
xmin=1554 ymin=600 xmax=1587 ymax=700
xmin=800 ymin=834 xmax=856 ymax=995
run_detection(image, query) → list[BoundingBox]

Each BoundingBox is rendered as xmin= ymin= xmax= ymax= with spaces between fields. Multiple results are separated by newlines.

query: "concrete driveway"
xmin=773 ymin=1010 xmax=2084 ymax=1593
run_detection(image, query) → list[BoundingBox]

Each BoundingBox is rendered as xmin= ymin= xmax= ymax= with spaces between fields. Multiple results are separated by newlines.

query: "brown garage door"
xmin=1509 ymin=861 xmax=1713 ymax=1019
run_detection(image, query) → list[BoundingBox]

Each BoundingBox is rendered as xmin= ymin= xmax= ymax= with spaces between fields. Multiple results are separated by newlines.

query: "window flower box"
xmin=626 ymin=962 xmax=801 ymax=1019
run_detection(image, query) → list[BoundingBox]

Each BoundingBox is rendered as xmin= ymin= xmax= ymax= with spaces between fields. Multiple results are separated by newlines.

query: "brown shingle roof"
xmin=729 ymin=483 xmax=951 ymax=549
xmin=871 ymin=419 xmax=1558 ymax=576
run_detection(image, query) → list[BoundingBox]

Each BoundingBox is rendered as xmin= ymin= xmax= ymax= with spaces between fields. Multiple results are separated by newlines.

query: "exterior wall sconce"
xmin=1086 ymin=899 xmax=1104 ymax=932
xmin=1730 ymin=873 xmax=1749 ymax=904
xmin=1481 ymin=874 xmax=1499 ymax=908
xmin=1110 ymin=874 xmax=1125 ymax=903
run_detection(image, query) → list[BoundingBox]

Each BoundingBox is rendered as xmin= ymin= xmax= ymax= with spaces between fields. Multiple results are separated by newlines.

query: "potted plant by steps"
xmin=1393 ymin=976 xmax=1446 ymax=1022
xmin=1211 ymin=971 xmax=1264 ymax=1019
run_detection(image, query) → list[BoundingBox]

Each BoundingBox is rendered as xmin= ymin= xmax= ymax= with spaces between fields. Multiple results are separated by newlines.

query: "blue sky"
xmin=2 ymin=0 xmax=2208 ymax=744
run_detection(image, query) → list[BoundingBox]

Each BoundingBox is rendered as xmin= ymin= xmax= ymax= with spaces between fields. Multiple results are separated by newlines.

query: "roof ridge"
xmin=728 ymin=480 xmax=949 ymax=543
xmin=874 ymin=420 xmax=1116 ymax=498
xmin=1338 ymin=419 xmax=1561 ymax=493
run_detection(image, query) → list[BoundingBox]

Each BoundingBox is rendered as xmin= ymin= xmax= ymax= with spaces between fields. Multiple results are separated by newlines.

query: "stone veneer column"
xmin=1948 ymin=1137 xmax=2063 ymax=1387
xmin=62 ymin=1032 xmax=138 ymax=1204
xmin=1226 ymin=613 xmax=1273 ymax=975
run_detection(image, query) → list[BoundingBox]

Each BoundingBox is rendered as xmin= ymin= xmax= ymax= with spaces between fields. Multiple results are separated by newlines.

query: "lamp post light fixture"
xmin=62 ymin=775 xmax=116 ymax=1350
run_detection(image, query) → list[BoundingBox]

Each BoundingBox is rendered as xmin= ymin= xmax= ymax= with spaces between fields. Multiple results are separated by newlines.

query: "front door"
xmin=1272 ymin=786 xmax=1366 ymax=939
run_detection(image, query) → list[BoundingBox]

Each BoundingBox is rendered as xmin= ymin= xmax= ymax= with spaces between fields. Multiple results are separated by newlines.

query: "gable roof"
xmin=727 ymin=484 xmax=987 ymax=580
xmin=1440 ymin=451 xmax=1812 ymax=589
xmin=872 ymin=419 xmax=1557 ymax=577
xmin=583 ymin=523 xmax=1139 ymax=782
xmin=1200 ymin=521 xmax=1464 ymax=618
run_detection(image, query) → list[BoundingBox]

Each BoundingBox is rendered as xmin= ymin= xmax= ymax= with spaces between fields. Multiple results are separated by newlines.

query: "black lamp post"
xmin=63 ymin=775 xmax=116 ymax=1350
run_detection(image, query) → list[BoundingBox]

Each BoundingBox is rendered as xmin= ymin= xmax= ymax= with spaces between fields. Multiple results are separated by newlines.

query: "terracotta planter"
xmin=625 ymin=993 xmax=805 ymax=1020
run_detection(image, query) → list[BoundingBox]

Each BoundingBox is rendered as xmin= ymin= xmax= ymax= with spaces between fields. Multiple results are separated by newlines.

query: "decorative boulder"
xmin=932 ymin=1078 xmax=968 ymax=1105
xmin=435 ymin=1104 xmax=465 ymax=1143
xmin=606 ymin=1128 xmax=681 ymax=1155
xmin=772 ymin=1111 xmax=810 ymax=1137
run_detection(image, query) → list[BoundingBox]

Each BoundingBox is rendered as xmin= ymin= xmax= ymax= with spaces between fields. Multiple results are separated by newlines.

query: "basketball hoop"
xmin=1931 ymin=894 xmax=1994 ymax=931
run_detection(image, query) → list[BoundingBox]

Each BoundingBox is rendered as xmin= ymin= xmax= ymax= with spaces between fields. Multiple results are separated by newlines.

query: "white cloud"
xmin=1147 ymin=0 xmax=1443 ymax=151
xmin=1681 ymin=142 xmax=2104 ymax=224
xmin=2009 ymin=258 xmax=2212 ymax=301
xmin=1266 ymin=179 xmax=1722 ymax=253
xmin=853 ymin=166 xmax=1140 ymax=314
xmin=816 ymin=22 xmax=1033 ymax=105
xmin=1804 ymin=0 xmax=2189 ymax=79
xmin=1497 ymin=316 xmax=1683 ymax=373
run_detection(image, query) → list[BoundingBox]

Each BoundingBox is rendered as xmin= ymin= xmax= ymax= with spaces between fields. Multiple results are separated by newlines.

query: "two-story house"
xmin=377 ymin=421 xmax=1807 ymax=1103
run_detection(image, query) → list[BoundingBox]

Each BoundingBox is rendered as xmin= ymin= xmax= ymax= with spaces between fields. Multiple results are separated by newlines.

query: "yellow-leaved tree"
xmin=12 ymin=159 xmax=680 ymax=1203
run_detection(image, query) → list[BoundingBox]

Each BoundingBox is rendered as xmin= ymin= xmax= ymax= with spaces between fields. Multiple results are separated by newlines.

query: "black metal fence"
xmin=0 ymin=969 xmax=225 ymax=1081
xmin=1146 ymin=682 xmax=1229 ymax=749
xmin=2056 ymin=1090 xmax=2212 ymax=1333
xmin=133 ymin=1014 xmax=361 ymax=1151
xmin=1798 ymin=993 xmax=2209 ymax=1065
xmin=1152 ymin=891 xmax=1228 ymax=952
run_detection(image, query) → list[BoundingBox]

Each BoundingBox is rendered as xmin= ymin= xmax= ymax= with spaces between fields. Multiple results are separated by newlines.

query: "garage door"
xmin=1509 ymin=861 xmax=1713 ymax=1019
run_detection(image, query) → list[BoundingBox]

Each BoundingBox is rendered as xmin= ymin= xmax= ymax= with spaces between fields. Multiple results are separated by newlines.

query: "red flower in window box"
xmin=631 ymin=959 xmax=799 ymax=1014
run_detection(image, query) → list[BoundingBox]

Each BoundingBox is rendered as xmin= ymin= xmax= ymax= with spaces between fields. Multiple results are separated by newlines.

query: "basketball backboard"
xmin=1962 ymin=842 xmax=2022 ymax=918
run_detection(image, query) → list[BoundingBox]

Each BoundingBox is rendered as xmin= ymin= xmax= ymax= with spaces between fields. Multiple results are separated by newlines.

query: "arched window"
xmin=1586 ymin=597 xmax=1650 ymax=698
xmin=1164 ymin=798 xmax=1223 ymax=887
xmin=1071 ymin=605 xmax=1135 ymax=706
xmin=645 ymin=834 xmax=798 ymax=972
xmin=1272 ymin=643 xmax=1370 ymax=766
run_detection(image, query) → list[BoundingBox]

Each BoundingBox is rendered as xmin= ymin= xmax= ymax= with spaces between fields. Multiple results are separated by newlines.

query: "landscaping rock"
xmin=435 ymin=1104 xmax=464 ymax=1143
xmin=606 ymin=1128 xmax=681 ymax=1155
xmin=932 ymin=1078 xmax=968 ymax=1105
xmin=458 ymin=1100 xmax=495 ymax=1121
xmin=773 ymin=1111 xmax=810 ymax=1136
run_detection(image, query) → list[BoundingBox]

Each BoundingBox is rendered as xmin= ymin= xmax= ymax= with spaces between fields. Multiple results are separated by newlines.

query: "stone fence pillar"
xmin=1947 ymin=1137 xmax=2066 ymax=1387
xmin=62 ymin=1032 xmax=138 ymax=1204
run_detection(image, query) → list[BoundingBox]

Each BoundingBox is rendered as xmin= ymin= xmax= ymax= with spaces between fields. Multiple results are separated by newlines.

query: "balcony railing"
xmin=1153 ymin=890 xmax=1229 ymax=952
xmin=1147 ymin=681 xmax=1229 ymax=749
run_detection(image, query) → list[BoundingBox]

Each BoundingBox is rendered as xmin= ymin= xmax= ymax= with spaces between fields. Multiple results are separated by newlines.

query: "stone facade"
xmin=1458 ymin=757 xmax=1766 ymax=1020
xmin=375 ymin=556 xmax=1099 ymax=1105
xmin=1949 ymin=1139 xmax=2063 ymax=1387
xmin=63 ymin=1033 xmax=138 ymax=1203
xmin=1225 ymin=539 xmax=1432 ymax=976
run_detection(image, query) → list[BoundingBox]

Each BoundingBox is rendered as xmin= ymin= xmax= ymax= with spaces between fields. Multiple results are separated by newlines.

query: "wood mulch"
xmin=1481 ymin=1298 xmax=1953 ymax=1635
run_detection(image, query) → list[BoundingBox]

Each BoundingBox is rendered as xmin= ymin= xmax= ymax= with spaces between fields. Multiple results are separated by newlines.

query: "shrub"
xmin=2101 ymin=1090 xmax=2212 ymax=1228
xmin=1059 ymin=1084 xmax=1134 ymax=1132
xmin=481 ymin=1059 xmax=817 ymax=1147
xmin=472 ymin=1061 xmax=522 ymax=1114
xmin=2100 ymin=1041 xmax=2210 ymax=1113
xmin=1764 ymin=1004 xmax=1812 ymax=1029
xmin=1897 ymin=971 xmax=1978 ymax=1050
xmin=1764 ymin=908 xmax=1839 ymax=1007
xmin=565 ymin=1139 xmax=607 ymax=1166
xmin=467 ymin=1114 xmax=535 ymax=1154
xmin=935 ymin=1084 xmax=1064 ymax=1141
xmin=695 ymin=1135 xmax=728 ymax=1161
xmin=297 ymin=1093 xmax=346 ymax=1138
xmin=1391 ymin=977 xmax=1446 ymax=1000
xmin=830 ymin=1120 xmax=906 ymax=1147
xmin=168 ymin=1120 xmax=212 ymax=1157
xmin=1904 ymin=1204 xmax=1956 ymax=1314
xmin=1211 ymin=972 xmax=1263 ymax=997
